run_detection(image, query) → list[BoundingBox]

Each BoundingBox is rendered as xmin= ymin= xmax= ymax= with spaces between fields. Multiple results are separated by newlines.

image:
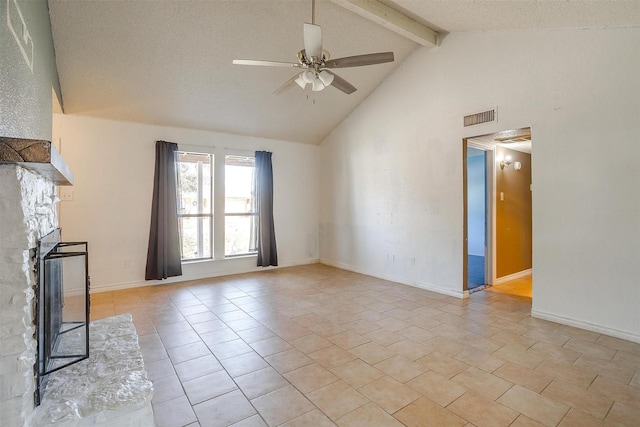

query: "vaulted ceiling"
xmin=48 ymin=0 xmax=640 ymax=145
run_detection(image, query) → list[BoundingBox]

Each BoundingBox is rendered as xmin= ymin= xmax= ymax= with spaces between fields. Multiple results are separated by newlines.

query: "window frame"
xmin=176 ymin=150 xmax=214 ymax=262
xmin=176 ymin=145 xmax=258 ymax=263
xmin=224 ymin=154 xmax=258 ymax=258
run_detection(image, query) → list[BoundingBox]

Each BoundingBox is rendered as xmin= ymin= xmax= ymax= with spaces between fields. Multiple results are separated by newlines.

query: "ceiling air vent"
xmin=464 ymin=109 xmax=496 ymax=127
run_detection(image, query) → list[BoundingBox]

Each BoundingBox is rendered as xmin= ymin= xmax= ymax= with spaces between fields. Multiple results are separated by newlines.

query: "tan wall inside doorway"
xmin=496 ymin=147 xmax=532 ymax=277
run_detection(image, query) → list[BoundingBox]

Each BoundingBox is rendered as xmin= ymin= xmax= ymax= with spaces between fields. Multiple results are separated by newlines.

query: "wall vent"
xmin=464 ymin=109 xmax=496 ymax=127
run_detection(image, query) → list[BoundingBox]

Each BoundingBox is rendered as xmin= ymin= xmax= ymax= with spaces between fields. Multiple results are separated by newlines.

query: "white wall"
xmin=319 ymin=27 xmax=640 ymax=341
xmin=53 ymin=115 xmax=319 ymax=291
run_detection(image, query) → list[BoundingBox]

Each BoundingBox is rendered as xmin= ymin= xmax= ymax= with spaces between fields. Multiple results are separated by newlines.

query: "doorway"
xmin=466 ymin=147 xmax=488 ymax=291
xmin=463 ymin=128 xmax=532 ymax=297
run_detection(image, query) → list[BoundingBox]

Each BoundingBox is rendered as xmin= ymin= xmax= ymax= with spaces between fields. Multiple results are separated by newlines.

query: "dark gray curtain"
xmin=255 ymin=151 xmax=278 ymax=267
xmin=145 ymin=141 xmax=182 ymax=280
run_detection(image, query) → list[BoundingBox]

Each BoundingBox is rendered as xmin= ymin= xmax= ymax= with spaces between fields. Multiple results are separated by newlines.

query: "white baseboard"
xmin=531 ymin=309 xmax=640 ymax=344
xmin=90 ymin=258 xmax=320 ymax=293
xmin=94 ymin=256 xmax=468 ymax=301
xmin=319 ymin=258 xmax=467 ymax=299
xmin=64 ymin=289 xmax=85 ymax=297
xmin=494 ymin=268 xmax=532 ymax=285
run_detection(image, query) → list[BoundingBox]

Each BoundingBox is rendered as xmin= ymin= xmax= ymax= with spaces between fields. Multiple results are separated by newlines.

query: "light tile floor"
xmin=90 ymin=264 xmax=640 ymax=427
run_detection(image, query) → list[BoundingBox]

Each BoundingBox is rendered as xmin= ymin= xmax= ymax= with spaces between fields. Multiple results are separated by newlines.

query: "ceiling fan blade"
xmin=324 ymin=52 xmax=394 ymax=68
xmin=325 ymin=71 xmax=357 ymax=94
xmin=303 ymin=23 xmax=323 ymax=61
xmin=273 ymin=73 xmax=301 ymax=95
xmin=233 ymin=59 xmax=300 ymax=68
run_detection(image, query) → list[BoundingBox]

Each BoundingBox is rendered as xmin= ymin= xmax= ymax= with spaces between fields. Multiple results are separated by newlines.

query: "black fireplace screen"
xmin=35 ymin=228 xmax=90 ymax=404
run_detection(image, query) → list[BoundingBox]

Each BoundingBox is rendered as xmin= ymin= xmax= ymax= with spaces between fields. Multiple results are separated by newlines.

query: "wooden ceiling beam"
xmin=330 ymin=0 xmax=439 ymax=47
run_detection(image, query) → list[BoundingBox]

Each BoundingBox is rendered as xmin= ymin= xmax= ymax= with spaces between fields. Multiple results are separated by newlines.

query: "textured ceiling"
xmin=394 ymin=0 xmax=640 ymax=33
xmin=48 ymin=0 xmax=640 ymax=145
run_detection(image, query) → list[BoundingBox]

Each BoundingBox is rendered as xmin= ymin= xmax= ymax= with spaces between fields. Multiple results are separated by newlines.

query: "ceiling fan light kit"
xmin=319 ymin=70 xmax=334 ymax=86
xmin=232 ymin=1 xmax=394 ymax=94
xmin=301 ymin=70 xmax=316 ymax=84
xmin=312 ymin=78 xmax=325 ymax=92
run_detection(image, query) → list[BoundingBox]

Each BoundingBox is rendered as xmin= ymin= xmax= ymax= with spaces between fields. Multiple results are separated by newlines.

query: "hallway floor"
xmin=488 ymin=274 xmax=533 ymax=299
xmin=91 ymin=264 xmax=639 ymax=427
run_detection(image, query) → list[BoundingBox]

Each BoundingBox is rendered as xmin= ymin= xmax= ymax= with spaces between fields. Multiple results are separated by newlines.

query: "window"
xmin=177 ymin=152 xmax=213 ymax=260
xmin=176 ymin=149 xmax=257 ymax=261
xmin=225 ymin=155 xmax=257 ymax=256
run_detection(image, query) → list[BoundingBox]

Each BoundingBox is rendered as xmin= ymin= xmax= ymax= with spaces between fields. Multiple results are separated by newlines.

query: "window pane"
xmin=177 ymin=151 xmax=213 ymax=261
xmin=225 ymin=155 xmax=255 ymax=214
xmin=178 ymin=152 xmax=212 ymax=215
xmin=225 ymin=215 xmax=257 ymax=256
xmin=179 ymin=216 xmax=211 ymax=260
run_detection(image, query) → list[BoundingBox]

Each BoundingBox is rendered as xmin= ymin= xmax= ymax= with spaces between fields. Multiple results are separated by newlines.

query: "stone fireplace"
xmin=0 ymin=161 xmax=61 ymax=426
xmin=1 ymin=137 xmax=74 ymax=425
xmin=1 ymin=138 xmax=153 ymax=426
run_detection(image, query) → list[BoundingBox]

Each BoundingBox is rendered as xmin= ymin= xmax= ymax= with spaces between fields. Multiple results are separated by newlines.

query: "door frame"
xmin=463 ymin=139 xmax=496 ymax=293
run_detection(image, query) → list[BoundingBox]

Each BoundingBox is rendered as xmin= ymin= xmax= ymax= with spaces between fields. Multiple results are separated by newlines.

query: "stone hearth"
xmin=30 ymin=314 xmax=154 ymax=426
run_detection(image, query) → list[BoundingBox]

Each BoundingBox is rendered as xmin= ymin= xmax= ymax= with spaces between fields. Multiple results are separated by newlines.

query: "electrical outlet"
xmin=123 ymin=259 xmax=131 ymax=269
xmin=59 ymin=187 xmax=74 ymax=201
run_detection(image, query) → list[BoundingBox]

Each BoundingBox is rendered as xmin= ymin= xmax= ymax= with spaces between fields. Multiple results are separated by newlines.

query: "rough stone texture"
xmin=30 ymin=314 xmax=154 ymax=427
xmin=0 ymin=165 xmax=58 ymax=427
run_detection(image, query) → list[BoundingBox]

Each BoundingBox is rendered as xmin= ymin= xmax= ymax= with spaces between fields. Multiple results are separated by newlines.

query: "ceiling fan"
xmin=232 ymin=0 xmax=394 ymax=95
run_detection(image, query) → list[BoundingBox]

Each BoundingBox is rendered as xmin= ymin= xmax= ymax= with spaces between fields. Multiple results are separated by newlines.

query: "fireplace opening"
xmin=35 ymin=228 xmax=90 ymax=405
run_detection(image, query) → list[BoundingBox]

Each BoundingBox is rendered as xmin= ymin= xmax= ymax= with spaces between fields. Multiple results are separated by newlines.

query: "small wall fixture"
xmin=500 ymin=155 xmax=522 ymax=170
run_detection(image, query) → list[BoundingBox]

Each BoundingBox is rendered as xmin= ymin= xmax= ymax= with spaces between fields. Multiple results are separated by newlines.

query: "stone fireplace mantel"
xmin=0 ymin=138 xmax=74 ymax=425
xmin=0 ymin=137 xmax=73 ymax=185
